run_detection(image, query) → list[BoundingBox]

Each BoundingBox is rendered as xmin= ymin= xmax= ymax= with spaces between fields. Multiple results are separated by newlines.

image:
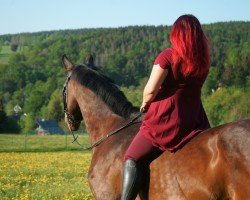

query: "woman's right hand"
xmin=140 ymin=102 xmax=149 ymax=113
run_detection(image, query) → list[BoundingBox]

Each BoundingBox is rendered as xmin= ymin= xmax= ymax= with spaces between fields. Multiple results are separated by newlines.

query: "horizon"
xmin=1 ymin=20 xmax=249 ymax=36
xmin=1 ymin=0 xmax=249 ymax=35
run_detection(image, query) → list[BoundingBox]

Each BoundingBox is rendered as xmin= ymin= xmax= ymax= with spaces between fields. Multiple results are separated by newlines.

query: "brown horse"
xmin=62 ymin=55 xmax=250 ymax=200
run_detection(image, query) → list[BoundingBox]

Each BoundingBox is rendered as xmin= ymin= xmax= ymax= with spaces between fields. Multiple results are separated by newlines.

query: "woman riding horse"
xmin=121 ymin=14 xmax=211 ymax=200
xmin=62 ymin=15 xmax=250 ymax=200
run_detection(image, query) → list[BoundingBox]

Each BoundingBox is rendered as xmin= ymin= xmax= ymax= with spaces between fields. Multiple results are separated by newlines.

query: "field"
xmin=0 ymin=46 xmax=13 ymax=64
xmin=0 ymin=152 xmax=93 ymax=200
xmin=0 ymin=134 xmax=94 ymax=200
xmin=0 ymin=134 xmax=90 ymax=152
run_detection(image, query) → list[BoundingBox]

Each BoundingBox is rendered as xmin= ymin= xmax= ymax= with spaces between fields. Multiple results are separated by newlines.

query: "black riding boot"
xmin=138 ymin=165 xmax=150 ymax=200
xmin=120 ymin=159 xmax=141 ymax=200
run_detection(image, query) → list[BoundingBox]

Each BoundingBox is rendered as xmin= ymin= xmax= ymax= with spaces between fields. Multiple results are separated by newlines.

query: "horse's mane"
xmin=71 ymin=64 xmax=139 ymax=119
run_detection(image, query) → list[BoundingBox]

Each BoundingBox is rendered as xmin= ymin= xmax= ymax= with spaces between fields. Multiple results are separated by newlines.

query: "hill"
xmin=0 ymin=22 xmax=249 ymax=131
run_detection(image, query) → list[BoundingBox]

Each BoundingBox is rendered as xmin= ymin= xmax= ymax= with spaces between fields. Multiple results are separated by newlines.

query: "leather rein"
xmin=62 ymin=71 xmax=142 ymax=150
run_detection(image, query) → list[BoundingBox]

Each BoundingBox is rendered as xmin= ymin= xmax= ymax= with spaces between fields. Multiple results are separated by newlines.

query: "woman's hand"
xmin=140 ymin=102 xmax=150 ymax=113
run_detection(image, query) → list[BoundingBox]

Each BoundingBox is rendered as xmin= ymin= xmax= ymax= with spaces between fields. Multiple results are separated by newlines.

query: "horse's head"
xmin=62 ymin=55 xmax=83 ymax=131
xmin=62 ymin=53 xmax=139 ymax=133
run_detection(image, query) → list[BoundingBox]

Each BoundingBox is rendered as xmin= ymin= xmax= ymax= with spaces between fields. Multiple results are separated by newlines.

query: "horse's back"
xmin=215 ymin=119 xmax=250 ymax=199
xmin=149 ymin=119 xmax=250 ymax=200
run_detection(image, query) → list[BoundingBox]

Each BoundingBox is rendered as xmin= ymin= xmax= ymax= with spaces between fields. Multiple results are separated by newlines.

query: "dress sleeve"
xmin=154 ymin=48 xmax=173 ymax=69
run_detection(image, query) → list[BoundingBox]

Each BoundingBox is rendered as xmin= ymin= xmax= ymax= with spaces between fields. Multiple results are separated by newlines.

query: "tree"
xmin=202 ymin=67 xmax=219 ymax=96
xmin=0 ymin=110 xmax=7 ymax=132
xmin=19 ymin=114 xmax=36 ymax=133
xmin=41 ymin=89 xmax=64 ymax=121
xmin=23 ymin=81 xmax=48 ymax=116
xmin=0 ymin=22 xmax=249 ymax=132
xmin=0 ymin=110 xmax=20 ymax=133
xmin=10 ymin=43 xmax=18 ymax=52
xmin=203 ymin=87 xmax=249 ymax=127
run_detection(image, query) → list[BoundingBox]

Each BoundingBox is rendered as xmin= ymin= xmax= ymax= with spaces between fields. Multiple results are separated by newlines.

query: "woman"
xmin=121 ymin=14 xmax=211 ymax=200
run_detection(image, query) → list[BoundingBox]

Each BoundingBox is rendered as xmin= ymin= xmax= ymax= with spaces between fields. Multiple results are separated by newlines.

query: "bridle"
xmin=63 ymin=72 xmax=82 ymax=126
xmin=62 ymin=70 xmax=142 ymax=150
xmin=63 ymin=71 xmax=85 ymax=148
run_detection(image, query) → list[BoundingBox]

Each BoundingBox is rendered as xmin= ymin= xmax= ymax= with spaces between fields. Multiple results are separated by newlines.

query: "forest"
xmin=0 ymin=21 xmax=249 ymax=133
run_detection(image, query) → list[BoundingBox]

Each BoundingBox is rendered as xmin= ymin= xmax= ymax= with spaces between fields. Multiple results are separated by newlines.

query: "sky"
xmin=0 ymin=0 xmax=249 ymax=35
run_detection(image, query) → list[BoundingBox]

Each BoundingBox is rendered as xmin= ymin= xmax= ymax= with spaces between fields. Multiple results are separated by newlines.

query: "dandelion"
xmin=0 ymin=152 xmax=94 ymax=199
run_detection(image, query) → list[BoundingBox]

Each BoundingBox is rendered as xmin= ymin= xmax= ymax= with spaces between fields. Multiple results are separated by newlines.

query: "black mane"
xmin=71 ymin=64 xmax=139 ymax=119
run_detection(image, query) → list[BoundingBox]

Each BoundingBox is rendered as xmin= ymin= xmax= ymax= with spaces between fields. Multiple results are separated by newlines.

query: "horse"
xmin=62 ymin=55 xmax=250 ymax=200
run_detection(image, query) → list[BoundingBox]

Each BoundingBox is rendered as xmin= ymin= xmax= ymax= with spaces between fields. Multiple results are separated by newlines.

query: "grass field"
xmin=0 ymin=46 xmax=13 ymax=64
xmin=0 ymin=134 xmax=91 ymax=152
xmin=0 ymin=152 xmax=93 ymax=200
xmin=0 ymin=134 xmax=94 ymax=199
xmin=0 ymin=45 xmax=26 ymax=64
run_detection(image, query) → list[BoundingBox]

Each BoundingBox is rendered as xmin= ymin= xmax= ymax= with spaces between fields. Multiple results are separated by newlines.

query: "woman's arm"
xmin=140 ymin=64 xmax=168 ymax=112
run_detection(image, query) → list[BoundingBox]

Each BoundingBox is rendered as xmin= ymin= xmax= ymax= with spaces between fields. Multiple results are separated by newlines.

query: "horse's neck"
xmin=75 ymin=85 xmax=125 ymax=144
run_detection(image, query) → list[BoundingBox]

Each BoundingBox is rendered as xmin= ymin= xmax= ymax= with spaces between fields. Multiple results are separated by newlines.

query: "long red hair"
xmin=170 ymin=14 xmax=210 ymax=78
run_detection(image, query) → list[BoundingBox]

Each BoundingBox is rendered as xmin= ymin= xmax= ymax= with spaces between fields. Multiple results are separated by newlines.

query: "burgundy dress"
xmin=140 ymin=48 xmax=210 ymax=153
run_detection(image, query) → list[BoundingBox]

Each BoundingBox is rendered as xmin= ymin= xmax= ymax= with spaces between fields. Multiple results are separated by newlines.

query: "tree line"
xmin=0 ymin=22 xmax=249 ymax=133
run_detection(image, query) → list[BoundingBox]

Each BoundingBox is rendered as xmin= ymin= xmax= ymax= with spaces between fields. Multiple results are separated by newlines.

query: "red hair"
xmin=170 ymin=14 xmax=210 ymax=78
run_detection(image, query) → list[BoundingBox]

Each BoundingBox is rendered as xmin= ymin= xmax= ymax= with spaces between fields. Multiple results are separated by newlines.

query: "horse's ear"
xmin=62 ymin=54 xmax=73 ymax=71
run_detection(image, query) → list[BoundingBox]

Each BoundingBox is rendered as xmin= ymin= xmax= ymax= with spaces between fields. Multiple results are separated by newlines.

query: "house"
xmin=36 ymin=119 xmax=65 ymax=135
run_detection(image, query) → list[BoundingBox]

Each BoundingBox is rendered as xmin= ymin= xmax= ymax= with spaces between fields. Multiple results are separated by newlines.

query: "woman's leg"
xmin=121 ymin=131 xmax=164 ymax=200
xmin=124 ymin=131 xmax=164 ymax=164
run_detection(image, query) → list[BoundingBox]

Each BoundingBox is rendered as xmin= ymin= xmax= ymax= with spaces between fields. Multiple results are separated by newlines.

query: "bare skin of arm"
xmin=140 ymin=64 xmax=168 ymax=112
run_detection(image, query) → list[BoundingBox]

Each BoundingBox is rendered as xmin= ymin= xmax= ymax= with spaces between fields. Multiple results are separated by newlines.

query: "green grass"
xmin=0 ymin=46 xmax=13 ymax=64
xmin=0 ymin=135 xmax=94 ymax=199
xmin=0 ymin=45 xmax=12 ymax=54
xmin=0 ymin=134 xmax=91 ymax=152
xmin=0 ymin=45 xmax=27 ymax=64
xmin=0 ymin=152 xmax=93 ymax=200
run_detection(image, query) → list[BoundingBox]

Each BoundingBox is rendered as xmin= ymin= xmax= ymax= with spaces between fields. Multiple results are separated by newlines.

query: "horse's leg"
xmin=88 ymin=165 xmax=122 ymax=199
xmin=88 ymin=151 xmax=124 ymax=200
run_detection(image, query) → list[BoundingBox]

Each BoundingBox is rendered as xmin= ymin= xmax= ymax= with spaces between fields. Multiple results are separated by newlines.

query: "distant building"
xmin=36 ymin=119 xmax=65 ymax=135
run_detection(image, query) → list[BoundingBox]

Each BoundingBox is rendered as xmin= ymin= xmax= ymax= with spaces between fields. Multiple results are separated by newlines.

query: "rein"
xmin=63 ymin=71 xmax=142 ymax=150
xmin=69 ymin=112 xmax=142 ymax=150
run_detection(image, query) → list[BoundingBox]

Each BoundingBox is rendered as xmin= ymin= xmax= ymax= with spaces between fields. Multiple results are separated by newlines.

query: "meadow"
xmin=0 ymin=46 xmax=14 ymax=64
xmin=0 ymin=134 xmax=90 ymax=152
xmin=0 ymin=134 xmax=94 ymax=200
